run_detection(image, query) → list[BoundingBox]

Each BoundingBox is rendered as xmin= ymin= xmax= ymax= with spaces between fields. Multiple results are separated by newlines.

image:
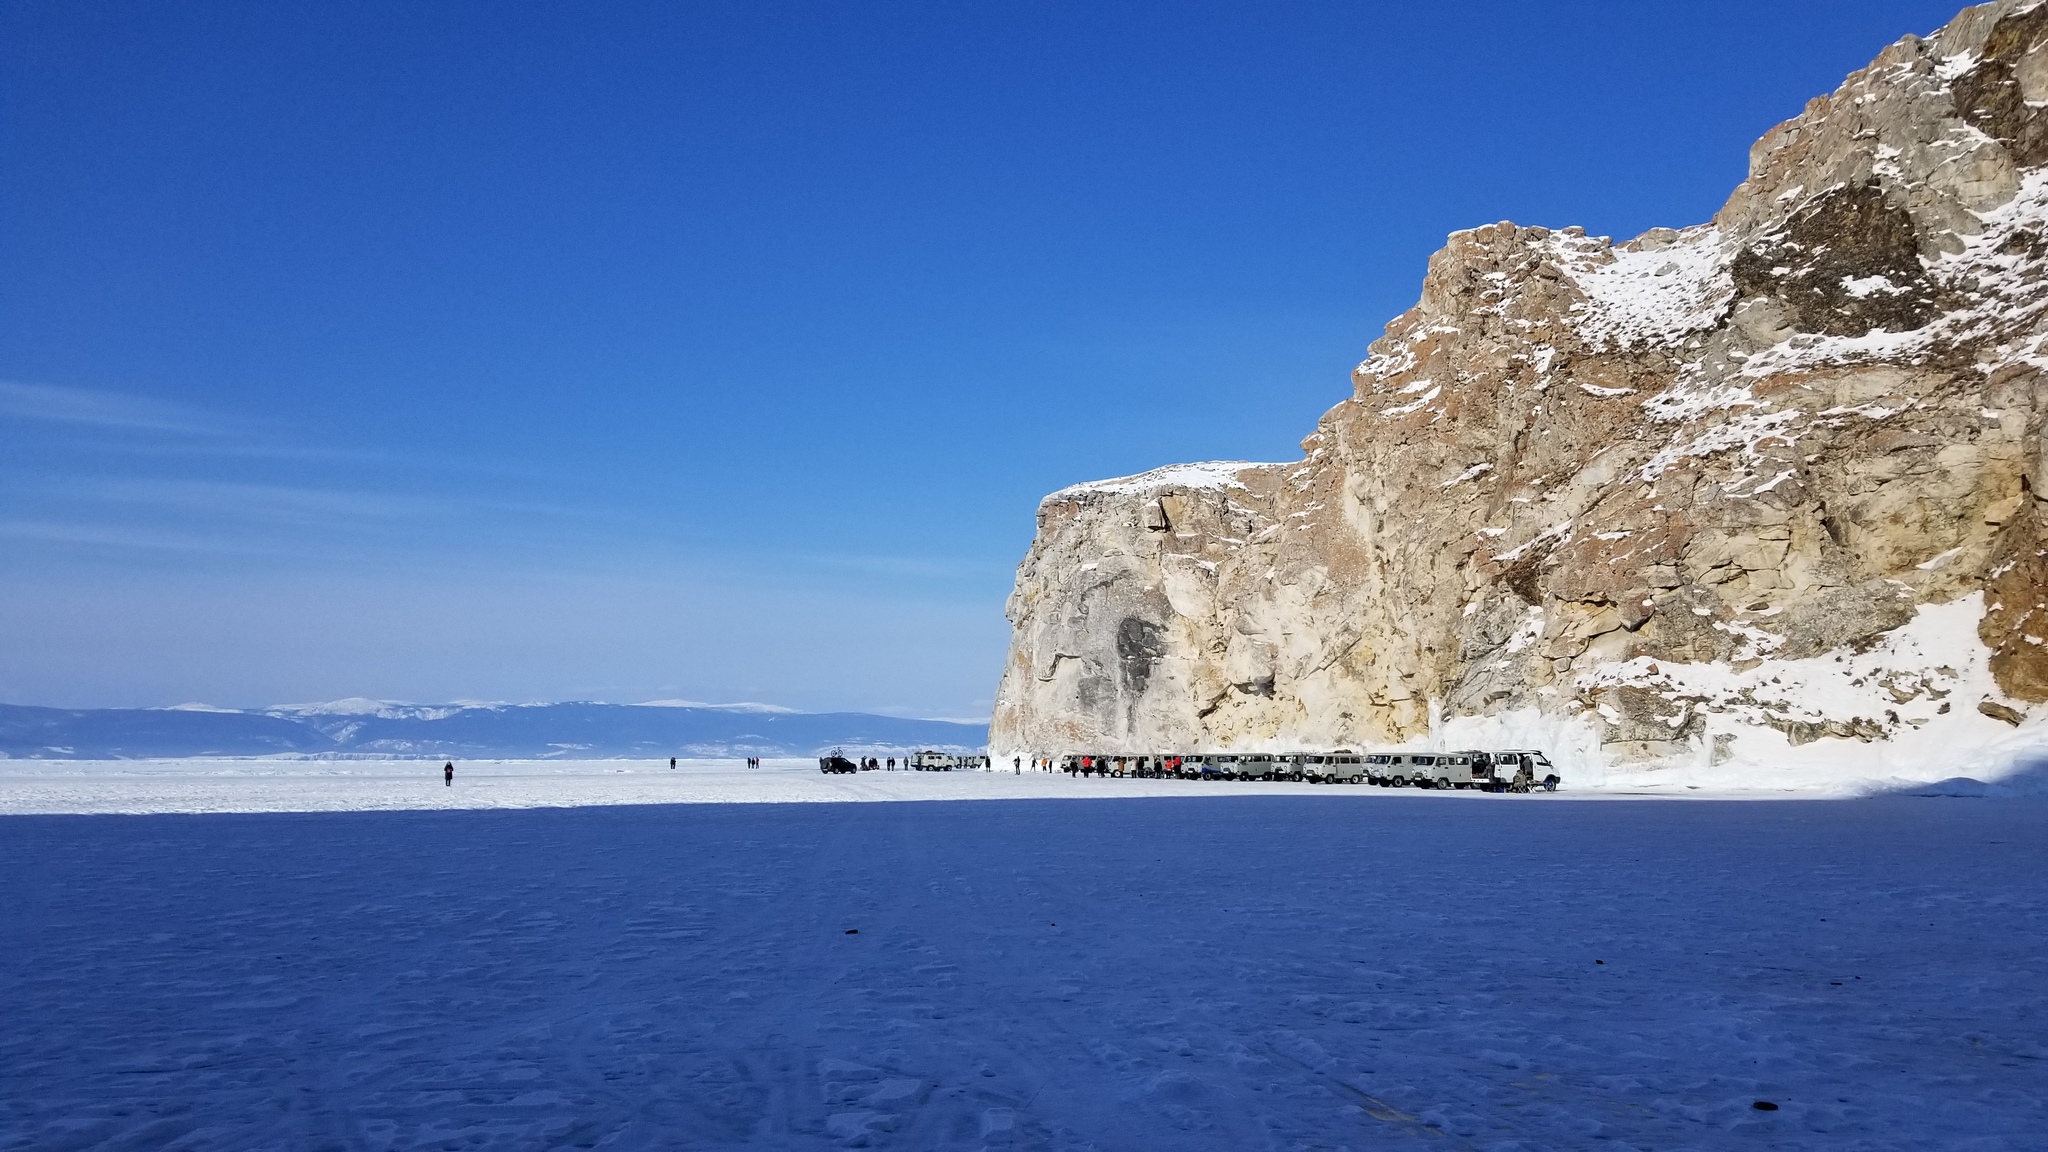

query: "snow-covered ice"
xmin=0 ymin=758 xmax=1625 ymax=817
xmin=4 ymin=749 xmax=2048 ymax=816
xmin=3 ymin=774 xmax=2044 ymax=1150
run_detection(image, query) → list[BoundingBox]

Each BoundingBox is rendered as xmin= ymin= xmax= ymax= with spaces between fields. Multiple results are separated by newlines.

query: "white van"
xmin=1484 ymin=750 xmax=1558 ymax=792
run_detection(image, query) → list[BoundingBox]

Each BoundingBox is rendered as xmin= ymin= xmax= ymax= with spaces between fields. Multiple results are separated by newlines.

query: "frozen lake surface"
xmin=4 ymin=753 xmax=2040 ymax=816
xmin=3 ymin=792 xmax=2044 ymax=1150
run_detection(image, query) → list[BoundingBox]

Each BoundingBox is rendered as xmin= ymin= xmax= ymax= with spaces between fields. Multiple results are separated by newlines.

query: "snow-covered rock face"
xmin=992 ymin=0 xmax=2048 ymax=775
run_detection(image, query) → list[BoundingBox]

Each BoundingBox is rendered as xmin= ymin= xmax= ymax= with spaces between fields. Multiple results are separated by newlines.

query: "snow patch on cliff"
xmin=1730 ymin=167 xmax=2048 ymax=382
xmin=1412 ymin=597 xmax=2048 ymax=795
xmin=1572 ymin=594 xmax=2048 ymax=793
xmin=1563 ymin=227 xmax=1734 ymax=351
xmin=1050 ymin=461 xmax=1281 ymax=499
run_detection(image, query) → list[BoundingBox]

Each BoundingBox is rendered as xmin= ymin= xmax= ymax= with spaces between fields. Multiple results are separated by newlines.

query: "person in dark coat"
xmin=443 ymin=761 xmax=454 ymax=786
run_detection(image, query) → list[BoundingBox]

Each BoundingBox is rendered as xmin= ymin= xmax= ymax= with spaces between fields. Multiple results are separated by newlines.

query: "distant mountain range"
xmin=0 ymin=699 xmax=989 ymax=760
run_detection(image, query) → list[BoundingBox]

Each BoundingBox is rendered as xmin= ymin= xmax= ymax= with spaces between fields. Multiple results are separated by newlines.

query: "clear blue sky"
xmin=0 ymin=0 xmax=1966 ymax=717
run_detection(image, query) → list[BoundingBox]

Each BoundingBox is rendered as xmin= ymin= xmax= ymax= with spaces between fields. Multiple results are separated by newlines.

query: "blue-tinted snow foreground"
xmin=3 ymin=796 xmax=2043 ymax=1149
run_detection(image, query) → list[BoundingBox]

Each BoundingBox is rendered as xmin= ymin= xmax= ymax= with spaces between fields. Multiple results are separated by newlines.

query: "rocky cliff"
xmin=991 ymin=1 xmax=2048 ymax=776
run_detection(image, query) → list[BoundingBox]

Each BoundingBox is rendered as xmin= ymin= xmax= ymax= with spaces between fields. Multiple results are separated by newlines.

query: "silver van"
xmin=1420 ymin=752 xmax=1484 ymax=789
xmin=1234 ymin=753 xmax=1280 ymax=780
xmin=1386 ymin=753 xmax=1433 ymax=787
xmin=1302 ymin=753 xmax=1366 ymax=783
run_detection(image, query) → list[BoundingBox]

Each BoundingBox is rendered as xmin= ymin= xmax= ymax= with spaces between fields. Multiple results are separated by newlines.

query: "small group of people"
xmin=671 ymin=756 xmax=760 ymax=768
xmin=1059 ymin=755 xmax=1154 ymax=778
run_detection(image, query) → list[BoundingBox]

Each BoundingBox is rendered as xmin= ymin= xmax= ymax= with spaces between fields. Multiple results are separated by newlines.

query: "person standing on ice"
xmin=443 ymin=761 xmax=454 ymax=787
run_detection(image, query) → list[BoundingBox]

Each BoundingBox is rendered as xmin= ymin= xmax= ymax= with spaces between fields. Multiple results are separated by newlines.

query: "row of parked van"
xmin=1052 ymin=749 xmax=1559 ymax=791
xmin=913 ymin=751 xmax=991 ymax=771
xmin=816 ymin=750 xmax=992 ymax=773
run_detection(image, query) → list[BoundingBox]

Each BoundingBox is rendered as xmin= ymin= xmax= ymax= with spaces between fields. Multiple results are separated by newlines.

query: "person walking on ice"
xmin=443 ymin=761 xmax=454 ymax=787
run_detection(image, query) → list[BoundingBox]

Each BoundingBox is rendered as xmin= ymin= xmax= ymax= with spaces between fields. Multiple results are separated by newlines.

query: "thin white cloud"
xmin=0 ymin=519 xmax=253 ymax=553
xmin=0 ymin=381 xmax=238 ymax=436
xmin=75 ymin=478 xmax=450 ymax=525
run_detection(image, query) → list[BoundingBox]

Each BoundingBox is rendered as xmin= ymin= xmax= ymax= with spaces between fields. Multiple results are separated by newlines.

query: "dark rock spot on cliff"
xmin=1952 ymin=4 xmax=2048 ymax=166
xmin=1998 ymin=228 xmax=2047 ymax=258
xmin=1115 ymin=616 xmax=1168 ymax=694
xmin=1502 ymin=555 xmax=1546 ymax=604
xmin=1729 ymin=182 xmax=1939 ymax=337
